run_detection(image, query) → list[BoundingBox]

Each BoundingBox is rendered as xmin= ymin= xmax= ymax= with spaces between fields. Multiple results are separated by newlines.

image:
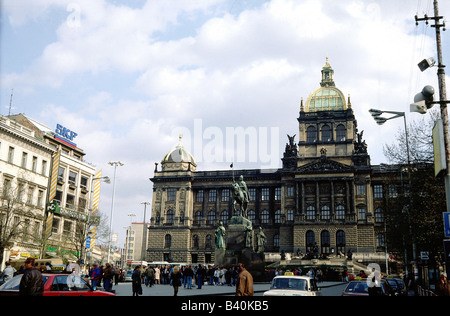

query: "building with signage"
xmin=147 ymin=61 xmax=392 ymax=265
xmin=1 ymin=114 xmax=99 ymax=267
xmin=0 ymin=115 xmax=55 ymax=268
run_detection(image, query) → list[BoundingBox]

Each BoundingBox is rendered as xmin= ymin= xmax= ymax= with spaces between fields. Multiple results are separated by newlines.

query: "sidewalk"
xmin=114 ymin=281 xmax=346 ymax=296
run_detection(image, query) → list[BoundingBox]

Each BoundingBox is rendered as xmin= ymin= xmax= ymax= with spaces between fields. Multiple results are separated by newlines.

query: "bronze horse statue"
xmin=232 ymin=181 xmax=248 ymax=218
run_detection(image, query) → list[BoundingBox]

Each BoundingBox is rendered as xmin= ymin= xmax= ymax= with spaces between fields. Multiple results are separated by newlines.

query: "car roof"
xmin=273 ymin=275 xmax=312 ymax=280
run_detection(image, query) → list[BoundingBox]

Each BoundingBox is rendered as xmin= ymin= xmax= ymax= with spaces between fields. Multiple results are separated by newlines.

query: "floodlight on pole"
xmin=107 ymin=161 xmax=124 ymax=263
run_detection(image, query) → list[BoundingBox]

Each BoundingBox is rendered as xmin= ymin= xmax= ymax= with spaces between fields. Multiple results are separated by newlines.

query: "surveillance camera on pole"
xmin=410 ymin=85 xmax=435 ymax=114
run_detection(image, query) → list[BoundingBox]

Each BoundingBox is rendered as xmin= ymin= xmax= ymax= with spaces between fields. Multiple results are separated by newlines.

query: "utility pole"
xmin=416 ymin=0 xmax=450 ymax=213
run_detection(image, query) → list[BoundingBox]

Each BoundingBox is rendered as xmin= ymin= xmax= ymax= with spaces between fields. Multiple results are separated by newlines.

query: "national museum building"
xmin=147 ymin=60 xmax=389 ymax=264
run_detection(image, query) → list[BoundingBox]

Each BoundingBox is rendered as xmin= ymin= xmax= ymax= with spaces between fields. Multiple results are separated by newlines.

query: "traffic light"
xmin=410 ymin=85 xmax=435 ymax=114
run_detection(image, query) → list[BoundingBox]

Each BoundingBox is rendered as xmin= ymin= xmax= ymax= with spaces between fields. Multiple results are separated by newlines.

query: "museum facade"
xmin=147 ymin=60 xmax=389 ymax=264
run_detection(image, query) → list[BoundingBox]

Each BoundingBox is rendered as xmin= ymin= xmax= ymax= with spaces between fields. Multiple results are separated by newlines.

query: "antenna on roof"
xmin=8 ymin=89 xmax=14 ymax=116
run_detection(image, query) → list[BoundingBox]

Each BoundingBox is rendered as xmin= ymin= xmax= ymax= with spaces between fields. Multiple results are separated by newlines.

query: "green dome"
xmin=305 ymin=86 xmax=347 ymax=112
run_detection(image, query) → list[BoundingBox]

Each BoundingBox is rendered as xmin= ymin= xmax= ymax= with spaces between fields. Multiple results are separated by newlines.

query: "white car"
xmin=263 ymin=276 xmax=321 ymax=296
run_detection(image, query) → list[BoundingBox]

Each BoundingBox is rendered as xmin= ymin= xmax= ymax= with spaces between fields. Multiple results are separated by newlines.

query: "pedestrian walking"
xmin=18 ymin=257 xmax=44 ymax=296
xmin=90 ymin=264 xmax=101 ymax=290
xmin=132 ymin=265 xmax=142 ymax=296
xmin=236 ymin=263 xmax=254 ymax=296
xmin=171 ymin=266 xmax=183 ymax=296
xmin=184 ymin=265 xmax=193 ymax=289
xmin=1 ymin=262 xmax=16 ymax=282
xmin=196 ymin=265 xmax=206 ymax=289
xmin=103 ymin=263 xmax=114 ymax=292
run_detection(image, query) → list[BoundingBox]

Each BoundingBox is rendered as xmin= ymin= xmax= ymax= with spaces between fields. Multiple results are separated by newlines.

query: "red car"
xmin=0 ymin=273 xmax=115 ymax=296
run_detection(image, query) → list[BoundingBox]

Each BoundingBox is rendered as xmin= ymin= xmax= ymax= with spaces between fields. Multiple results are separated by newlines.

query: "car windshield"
xmin=270 ymin=278 xmax=307 ymax=291
xmin=345 ymin=281 xmax=369 ymax=294
xmin=0 ymin=275 xmax=50 ymax=290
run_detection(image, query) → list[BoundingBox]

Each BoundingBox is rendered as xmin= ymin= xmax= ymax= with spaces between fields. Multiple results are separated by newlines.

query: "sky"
xmin=1 ymin=0 xmax=450 ymax=247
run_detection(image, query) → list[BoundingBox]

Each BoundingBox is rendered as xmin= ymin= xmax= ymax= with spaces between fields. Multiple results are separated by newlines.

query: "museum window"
xmin=320 ymin=206 xmax=330 ymax=220
xmin=274 ymin=188 xmax=281 ymax=201
xmin=220 ymin=210 xmax=229 ymax=225
xmin=377 ymin=233 xmax=385 ymax=248
xmin=287 ymin=209 xmax=294 ymax=222
xmin=321 ymin=125 xmax=331 ymax=141
xmin=197 ymin=190 xmax=204 ymax=202
xmin=274 ymin=234 xmax=280 ymax=248
xmin=357 ymin=184 xmax=365 ymax=195
xmin=166 ymin=209 xmax=174 ymax=225
xmin=207 ymin=211 xmax=216 ymax=225
xmin=260 ymin=209 xmax=270 ymax=224
xmin=274 ymin=209 xmax=282 ymax=224
xmin=321 ymin=230 xmax=330 ymax=254
xmin=249 ymin=188 xmax=256 ymax=201
xmin=58 ymin=167 xmax=65 ymax=182
xmin=336 ymin=205 xmax=345 ymax=220
xmin=336 ymin=230 xmax=346 ymax=253
xmin=373 ymin=184 xmax=383 ymax=199
xmin=306 ymin=206 xmax=315 ymax=221
xmin=307 ymin=126 xmax=317 ymax=143
xmin=164 ymin=234 xmax=172 ymax=248
xmin=306 ymin=231 xmax=315 ymax=252
xmin=192 ymin=235 xmax=199 ymax=249
xmin=194 ymin=211 xmax=202 ymax=226
xmin=375 ymin=208 xmax=384 ymax=223
xmin=261 ymin=188 xmax=270 ymax=201
xmin=209 ymin=189 xmax=217 ymax=202
xmin=358 ymin=207 xmax=366 ymax=220
xmin=248 ymin=210 xmax=256 ymax=224
xmin=205 ymin=235 xmax=213 ymax=249
xmin=336 ymin=124 xmax=346 ymax=141
xmin=286 ymin=186 xmax=294 ymax=197
xmin=222 ymin=189 xmax=230 ymax=202
xmin=167 ymin=188 xmax=177 ymax=201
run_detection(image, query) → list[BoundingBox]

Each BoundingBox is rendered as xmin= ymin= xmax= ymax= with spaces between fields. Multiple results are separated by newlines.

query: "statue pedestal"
xmin=220 ymin=216 xmax=265 ymax=281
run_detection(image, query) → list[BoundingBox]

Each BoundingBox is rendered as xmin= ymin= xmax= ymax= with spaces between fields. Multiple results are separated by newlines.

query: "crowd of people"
xmin=129 ymin=263 xmax=253 ymax=296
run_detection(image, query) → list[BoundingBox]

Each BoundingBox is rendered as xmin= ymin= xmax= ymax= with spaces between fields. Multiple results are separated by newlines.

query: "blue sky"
xmin=2 ymin=0 xmax=449 ymax=247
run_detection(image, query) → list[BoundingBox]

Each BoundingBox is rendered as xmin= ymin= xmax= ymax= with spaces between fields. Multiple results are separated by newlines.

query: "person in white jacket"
xmin=2 ymin=262 xmax=16 ymax=282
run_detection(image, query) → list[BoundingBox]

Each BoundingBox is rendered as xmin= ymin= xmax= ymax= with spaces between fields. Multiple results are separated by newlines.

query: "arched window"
xmin=207 ymin=211 xmax=216 ymax=225
xmin=166 ymin=209 xmax=174 ymax=225
xmin=164 ymin=234 xmax=172 ymax=248
xmin=192 ymin=235 xmax=199 ymax=249
xmin=321 ymin=230 xmax=330 ymax=254
xmin=306 ymin=206 xmax=315 ymax=221
xmin=274 ymin=209 xmax=282 ymax=224
xmin=336 ymin=124 xmax=346 ymax=141
xmin=307 ymin=126 xmax=317 ymax=143
xmin=205 ymin=235 xmax=213 ymax=249
xmin=336 ymin=230 xmax=346 ymax=253
xmin=320 ymin=205 xmax=330 ymax=220
xmin=321 ymin=125 xmax=331 ymax=141
xmin=336 ymin=205 xmax=345 ymax=220
xmin=220 ymin=210 xmax=229 ymax=225
xmin=260 ymin=209 xmax=270 ymax=224
xmin=306 ymin=230 xmax=315 ymax=252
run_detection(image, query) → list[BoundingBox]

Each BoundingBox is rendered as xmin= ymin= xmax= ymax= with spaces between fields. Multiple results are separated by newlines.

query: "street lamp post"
xmin=141 ymin=202 xmax=151 ymax=261
xmin=107 ymin=161 xmax=124 ymax=263
xmin=369 ymin=109 xmax=418 ymax=291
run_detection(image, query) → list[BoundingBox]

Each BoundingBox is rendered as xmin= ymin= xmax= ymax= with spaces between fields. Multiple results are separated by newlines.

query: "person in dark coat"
xmin=132 ymin=265 xmax=142 ymax=296
xmin=170 ymin=266 xmax=182 ymax=296
xmin=19 ymin=257 xmax=44 ymax=296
